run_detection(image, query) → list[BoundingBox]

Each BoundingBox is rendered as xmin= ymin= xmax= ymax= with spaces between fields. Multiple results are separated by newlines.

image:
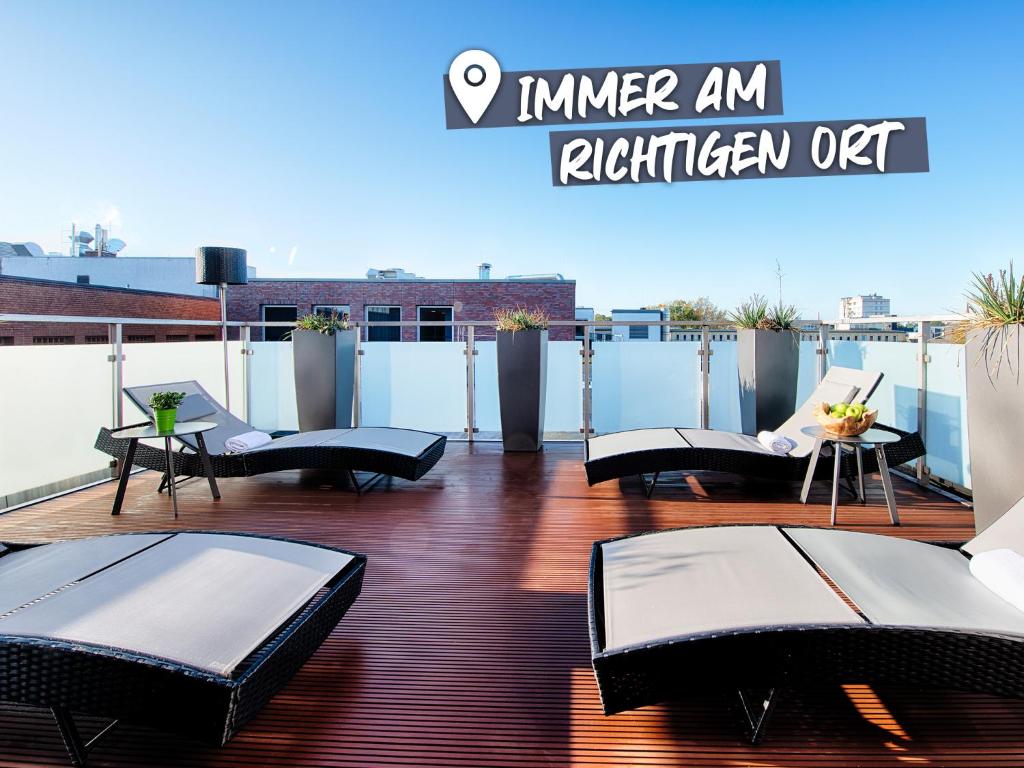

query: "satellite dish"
xmin=106 ymin=238 xmax=126 ymax=254
xmin=75 ymin=232 xmax=94 ymax=243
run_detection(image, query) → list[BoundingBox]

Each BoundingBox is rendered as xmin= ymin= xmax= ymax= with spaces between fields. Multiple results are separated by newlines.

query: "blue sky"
xmin=1 ymin=0 xmax=1021 ymax=318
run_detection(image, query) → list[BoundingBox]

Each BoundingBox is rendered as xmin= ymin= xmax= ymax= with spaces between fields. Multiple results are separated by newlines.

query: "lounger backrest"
xmin=123 ymin=380 xmax=252 ymax=456
xmin=963 ymin=495 xmax=1024 ymax=556
xmin=773 ymin=367 xmax=883 ymax=457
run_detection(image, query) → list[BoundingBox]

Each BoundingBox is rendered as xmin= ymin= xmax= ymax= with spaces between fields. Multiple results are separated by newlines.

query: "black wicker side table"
xmin=798 ymin=425 xmax=901 ymax=526
xmin=107 ymin=421 xmax=219 ymax=518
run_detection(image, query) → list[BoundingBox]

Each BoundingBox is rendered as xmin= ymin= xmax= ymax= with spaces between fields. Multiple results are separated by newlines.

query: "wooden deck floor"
xmin=1 ymin=441 xmax=1018 ymax=768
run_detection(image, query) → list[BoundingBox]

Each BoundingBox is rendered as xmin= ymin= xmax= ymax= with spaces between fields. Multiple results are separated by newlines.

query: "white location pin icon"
xmin=449 ymin=49 xmax=500 ymax=124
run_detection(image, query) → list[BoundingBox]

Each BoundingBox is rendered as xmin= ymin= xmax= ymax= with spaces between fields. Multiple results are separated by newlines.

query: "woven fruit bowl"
xmin=815 ymin=402 xmax=878 ymax=437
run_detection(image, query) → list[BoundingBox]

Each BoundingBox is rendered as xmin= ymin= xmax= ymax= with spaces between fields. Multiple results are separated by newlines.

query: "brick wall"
xmin=228 ymin=279 xmax=577 ymax=341
xmin=0 ymin=276 xmax=221 ymax=346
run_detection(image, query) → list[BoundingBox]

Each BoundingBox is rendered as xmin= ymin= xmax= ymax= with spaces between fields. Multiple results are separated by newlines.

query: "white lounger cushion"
xmin=677 ymin=429 xmax=773 ymax=454
xmin=0 ymin=533 xmax=353 ymax=676
xmin=600 ymin=526 xmax=861 ymax=652
xmin=586 ymin=428 xmax=688 ymax=462
xmin=249 ymin=427 xmax=439 ymax=457
xmin=787 ymin=528 xmax=1024 ymax=635
xmin=0 ymin=534 xmax=171 ymax=616
xmin=969 ymin=549 xmax=1024 ymax=614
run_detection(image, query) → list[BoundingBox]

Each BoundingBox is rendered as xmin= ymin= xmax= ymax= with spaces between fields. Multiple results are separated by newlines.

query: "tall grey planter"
xmin=292 ymin=328 xmax=357 ymax=431
xmin=966 ymin=327 xmax=1024 ymax=533
xmin=737 ymin=329 xmax=799 ymax=435
xmin=497 ymin=329 xmax=548 ymax=452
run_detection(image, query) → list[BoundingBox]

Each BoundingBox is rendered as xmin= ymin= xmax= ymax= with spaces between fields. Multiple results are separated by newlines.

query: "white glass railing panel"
xmin=797 ymin=340 xmax=823 ymax=404
xmin=591 ymin=341 xmax=700 ymax=433
xmin=361 ymin=341 xmax=467 ymax=433
xmin=475 ymin=341 xmax=583 ymax=437
xmin=249 ymin=341 xmax=298 ymax=432
xmin=845 ymin=341 xmax=919 ymax=433
xmin=707 ymin=340 xmax=740 ymax=432
xmin=0 ymin=345 xmax=111 ymax=501
xmin=120 ymin=341 xmax=244 ymax=426
xmin=926 ymin=344 xmax=970 ymax=488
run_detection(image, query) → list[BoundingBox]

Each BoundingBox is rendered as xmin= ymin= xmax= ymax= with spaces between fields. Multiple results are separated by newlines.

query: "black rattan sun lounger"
xmin=589 ymin=500 xmax=1024 ymax=742
xmin=0 ymin=531 xmax=365 ymax=765
xmin=95 ymin=380 xmax=446 ymax=494
xmin=584 ymin=367 xmax=925 ymax=497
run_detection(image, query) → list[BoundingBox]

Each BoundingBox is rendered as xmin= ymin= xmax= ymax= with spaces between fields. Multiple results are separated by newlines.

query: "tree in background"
xmin=656 ymin=298 xmax=726 ymax=323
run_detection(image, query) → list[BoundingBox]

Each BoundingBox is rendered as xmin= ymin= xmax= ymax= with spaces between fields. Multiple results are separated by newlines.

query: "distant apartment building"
xmin=0 ymin=240 xmax=254 ymax=298
xmin=837 ymin=293 xmax=893 ymax=330
xmin=228 ymin=265 xmax=576 ymax=341
xmin=0 ymin=275 xmax=221 ymax=346
xmin=610 ymin=309 xmax=667 ymax=341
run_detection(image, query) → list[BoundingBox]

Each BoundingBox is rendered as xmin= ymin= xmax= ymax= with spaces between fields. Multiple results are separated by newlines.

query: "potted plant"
xmin=730 ymin=294 xmax=800 ymax=435
xmin=149 ymin=391 xmax=186 ymax=433
xmin=495 ymin=307 xmax=549 ymax=452
xmin=290 ymin=310 xmax=357 ymax=431
xmin=962 ymin=264 xmax=1024 ymax=533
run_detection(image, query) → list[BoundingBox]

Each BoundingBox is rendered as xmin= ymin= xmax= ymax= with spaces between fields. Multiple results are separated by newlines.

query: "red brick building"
xmin=0 ymin=275 xmax=222 ymax=345
xmin=227 ymin=276 xmax=577 ymax=341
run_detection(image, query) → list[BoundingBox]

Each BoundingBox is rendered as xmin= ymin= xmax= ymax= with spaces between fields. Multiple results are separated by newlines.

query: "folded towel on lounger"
xmin=757 ymin=431 xmax=796 ymax=455
xmin=970 ymin=548 xmax=1024 ymax=613
xmin=225 ymin=431 xmax=273 ymax=453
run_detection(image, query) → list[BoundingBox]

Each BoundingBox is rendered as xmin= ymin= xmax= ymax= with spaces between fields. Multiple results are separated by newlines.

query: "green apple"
xmin=846 ymin=404 xmax=865 ymax=420
xmin=831 ymin=403 xmax=848 ymax=417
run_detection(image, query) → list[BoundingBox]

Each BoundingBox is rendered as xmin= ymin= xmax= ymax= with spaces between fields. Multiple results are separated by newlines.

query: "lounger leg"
xmin=639 ymin=472 xmax=660 ymax=499
xmin=110 ymin=438 xmax=137 ymax=516
xmin=855 ymin=447 xmax=866 ymax=504
xmin=51 ymin=706 xmax=119 ymax=767
xmin=800 ymin=440 xmax=823 ymax=504
xmin=164 ymin=437 xmax=179 ymax=519
xmin=875 ymin=446 xmax=900 ymax=526
xmin=831 ymin=442 xmax=842 ymax=526
xmin=736 ymin=688 xmax=779 ymax=745
xmin=347 ymin=470 xmax=386 ymax=494
xmin=157 ymin=473 xmax=168 ymax=494
xmin=194 ymin=432 xmax=221 ymax=500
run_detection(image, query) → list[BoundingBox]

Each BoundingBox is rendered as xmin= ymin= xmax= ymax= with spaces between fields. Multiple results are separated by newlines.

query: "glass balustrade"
xmin=0 ymin=325 xmax=974 ymax=509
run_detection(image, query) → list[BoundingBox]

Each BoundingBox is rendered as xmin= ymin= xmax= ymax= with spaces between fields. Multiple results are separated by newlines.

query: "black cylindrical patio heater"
xmin=196 ymin=246 xmax=248 ymax=412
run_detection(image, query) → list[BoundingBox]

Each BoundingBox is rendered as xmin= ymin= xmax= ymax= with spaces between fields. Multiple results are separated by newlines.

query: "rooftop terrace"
xmin=2 ymin=442 xmax=1017 ymax=768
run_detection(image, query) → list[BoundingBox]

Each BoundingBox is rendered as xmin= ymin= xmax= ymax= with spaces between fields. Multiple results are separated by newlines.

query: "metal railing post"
xmin=241 ymin=325 xmax=253 ymax=424
xmin=465 ymin=325 xmax=477 ymax=442
xmin=699 ymin=326 xmax=711 ymax=429
xmin=917 ymin=320 xmax=931 ymax=485
xmin=817 ymin=324 xmax=830 ymax=382
xmin=109 ymin=323 xmax=124 ymax=429
xmin=220 ymin=283 xmax=231 ymax=412
xmin=581 ymin=329 xmax=593 ymax=442
xmin=352 ymin=324 xmax=362 ymax=428
xmin=108 ymin=323 xmax=125 ymax=478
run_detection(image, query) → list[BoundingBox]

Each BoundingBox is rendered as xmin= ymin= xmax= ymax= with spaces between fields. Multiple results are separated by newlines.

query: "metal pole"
xmin=581 ymin=328 xmax=593 ymax=442
xmin=220 ymin=283 xmax=231 ymax=412
xmin=917 ymin=320 xmax=931 ymax=485
xmin=109 ymin=323 xmax=124 ymax=428
xmin=109 ymin=323 xmax=124 ymax=479
xmin=699 ymin=325 xmax=711 ymax=429
xmin=465 ymin=325 xmax=477 ymax=442
xmin=817 ymin=323 xmax=830 ymax=383
xmin=352 ymin=324 xmax=362 ymax=428
xmin=241 ymin=325 xmax=253 ymax=424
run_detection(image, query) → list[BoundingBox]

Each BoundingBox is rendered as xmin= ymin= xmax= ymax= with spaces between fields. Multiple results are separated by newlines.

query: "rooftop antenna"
xmin=775 ymin=259 xmax=785 ymax=305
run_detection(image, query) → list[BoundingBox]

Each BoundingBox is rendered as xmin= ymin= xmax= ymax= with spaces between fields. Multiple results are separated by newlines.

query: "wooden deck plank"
xmin=2 ymin=441 xmax=1017 ymax=768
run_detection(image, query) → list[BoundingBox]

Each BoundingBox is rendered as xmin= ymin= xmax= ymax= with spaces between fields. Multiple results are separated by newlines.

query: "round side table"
xmin=107 ymin=421 xmax=220 ymax=518
xmin=799 ymin=426 xmax=901 ymax=526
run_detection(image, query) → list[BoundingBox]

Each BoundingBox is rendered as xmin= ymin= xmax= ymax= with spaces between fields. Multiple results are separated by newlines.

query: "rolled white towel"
xmin=225 ymin=430 xmax=273 ymax=454
xmin=757 ymin=430 xmax=796 ymax=455
xmin=969 ymin=548 xmax=1024 ymax=613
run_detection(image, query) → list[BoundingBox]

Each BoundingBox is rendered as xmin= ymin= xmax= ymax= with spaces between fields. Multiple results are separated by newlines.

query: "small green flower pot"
xmin=154 ymin=408 xmax=177 ymax=433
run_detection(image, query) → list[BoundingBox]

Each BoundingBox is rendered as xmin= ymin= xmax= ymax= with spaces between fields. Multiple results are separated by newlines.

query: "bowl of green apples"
xmin=815 ymin=401 xmax=878 ymax=436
